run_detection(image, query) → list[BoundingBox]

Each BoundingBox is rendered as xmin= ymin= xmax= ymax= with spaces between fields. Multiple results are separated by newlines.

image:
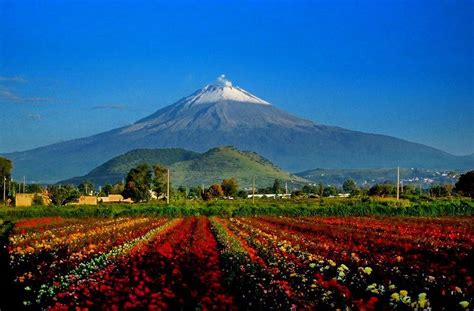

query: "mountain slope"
xmin=62 ymin=148 xmax=199 ymax=186
xmin=296 ymin=167 xmax=462 ymax=187
xmin=61 ymin=146 xmax=307 ymax=188
xmin=3 ymin=78 xmax=473 ymax=183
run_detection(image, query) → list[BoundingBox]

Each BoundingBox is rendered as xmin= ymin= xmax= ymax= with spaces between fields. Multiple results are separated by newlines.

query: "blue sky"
xmin=0 ymin=0 xmax=473 ymax=155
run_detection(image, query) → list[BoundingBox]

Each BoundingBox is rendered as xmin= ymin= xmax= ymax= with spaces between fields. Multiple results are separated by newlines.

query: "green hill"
xmin=61 ymin=146 xmax=307 ymax=188
xmin=62 ymin=148 xmax=199 ymax=186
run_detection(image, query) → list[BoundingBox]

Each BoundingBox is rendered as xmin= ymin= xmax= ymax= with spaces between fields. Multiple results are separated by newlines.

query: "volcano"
xmin=4 ymin=76 xmax=473 ymax=182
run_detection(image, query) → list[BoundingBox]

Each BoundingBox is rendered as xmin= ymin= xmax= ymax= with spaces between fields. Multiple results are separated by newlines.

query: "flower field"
xmin=3 ymin=216 xmax=473 ymax=310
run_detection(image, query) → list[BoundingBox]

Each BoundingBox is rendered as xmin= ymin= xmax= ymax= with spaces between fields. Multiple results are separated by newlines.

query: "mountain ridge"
xmin=3 ymin=77 xmax=473 ymax=182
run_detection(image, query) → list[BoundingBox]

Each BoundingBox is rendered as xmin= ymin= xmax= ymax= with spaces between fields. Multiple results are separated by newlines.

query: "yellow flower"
xmin=363 ymin=267 xmax=372 ymax=275
xmin=400 ymin=290 xmax=408 ymax=297
xmin=328 ymin=259 xmax=336 ymax=267
xmin=459 ymin=301 xmax=469 ymax=309
xmin=418 ymin=293 xmax=428 ymax=308
xmin=419 ymin=299 xmax=427 ymax=308
xmin=390 ymin=293 xmax=400 ymax=301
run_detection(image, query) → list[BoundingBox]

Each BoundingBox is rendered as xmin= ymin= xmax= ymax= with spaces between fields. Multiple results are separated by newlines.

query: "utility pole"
xmin=252 ymin=176 xmax=256 ymax=205
xmin=285 ymin=182 xmax=288 ymax=195
xmin=396 ymin=167 xmax=400 ymax=200
xmin=166 ymin=168 xmax=170 ymax=205
xmin=23 ymin=176 xmax=26 ymax=193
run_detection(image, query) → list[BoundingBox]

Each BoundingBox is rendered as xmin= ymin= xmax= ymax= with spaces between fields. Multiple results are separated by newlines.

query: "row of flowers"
xmin=8 ymin=217 xmax=174 ymax=308
xmin=231 ymin=216 xmax=472 ymax=310
xmin=48 ymin=217 xmax=234 ymax=310
xmin=5 ymin=215 xmax=472 ymax=309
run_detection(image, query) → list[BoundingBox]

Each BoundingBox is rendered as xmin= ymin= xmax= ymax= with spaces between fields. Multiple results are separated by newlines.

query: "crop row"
xmin=2 ymin=215 xmax=472 ymax=310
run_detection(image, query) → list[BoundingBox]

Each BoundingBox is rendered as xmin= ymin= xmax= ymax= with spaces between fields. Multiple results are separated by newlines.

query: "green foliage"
xmin=0 ymin=157 xmax=12 ymax=202
xmin=323 ymin=186 xmax=338 ymax=197
xmin=122 ymin=164 xmax=153 ymax=203
xmin=47 ymin=185 xmax=80 ymax=206
xmin=61 ymin=148 xmax=199 ymax=186
xmin=368 ymin=183 xmax=396 ymax=197
xmin=153 ymin=165 xmax=168 ymax=197
xmin=221 ymin=178 xmax=238 ymax=197
xmin=297 ymin=167 xmax=461 ymax=188
xmin=98 ymin=183 xmax=113 ymax=196
xmin=455 ymin=171 xmax=474 ymax=198
xmin=342 ymin=179 xmax=358 ymax=193
xmin=272 ymin=179 xmax=283 ymax=194
xmin=110 ymin=182 xmax=124 ymax=194
xmin=32 ymin=194 xmax=45 ymax=206
xmin=25 ymin=184 xmax=44 ymax=194
xmin=429 ymin=184 xmax=453 ymax=197
xmin=0 ymin=198 xmax=472 ymax=221
xmin=203 ymin=184 xmax=224 ymax=201
xmin=78 ymin=180 xmax=94 ymax=195
xmin=188 ymin=186 xmax=202 ymax=199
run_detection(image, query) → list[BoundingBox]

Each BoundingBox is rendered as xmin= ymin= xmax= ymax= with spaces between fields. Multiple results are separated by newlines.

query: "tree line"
xmin=1 ymin=157 xmax=473 ymax=206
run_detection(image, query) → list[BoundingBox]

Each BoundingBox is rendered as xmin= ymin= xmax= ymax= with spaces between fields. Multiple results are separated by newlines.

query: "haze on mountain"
xmin=3 ymin=75 xmax=473 ymax=183
xmin=61 ymin=146 xmax=307 ymax=188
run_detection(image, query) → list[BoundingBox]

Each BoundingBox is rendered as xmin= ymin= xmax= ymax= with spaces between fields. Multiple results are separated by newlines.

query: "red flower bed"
xmin=50 ymin=217 xmax=234 ymax=310
xmin=5 ymin=215 xmax=473 ymax=309
xmin=15 ymin=217 xmax=65 ymax=229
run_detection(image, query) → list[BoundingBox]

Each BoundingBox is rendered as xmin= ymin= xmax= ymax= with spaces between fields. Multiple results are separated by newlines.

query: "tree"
xmin=0 ymin=157 xmax=12 ymax=202
xmin=368 ymin=183 xmax=395 ymax=197
xmin=188 ymin=186 xmax=202 ymax=199
xmin=110 ymin=182 xmax=125 ymax=194
xmin=153 ymin=165 xmax=169 ymax=197
xmin=122 ymin=164 xmax=153 ymax=203
xmin=221 ymin=178 xmax=238 ymax=197
xmin=202 ymin=184 xmax=224 ymax=201
xmin=342 ymin=179 xmax=358 ymax=194
xmin=272 ymin=179 xmax=283 ymax=194
xmin=402 ymin=184 xmax=417 ymax=196
xmin=302 ymin=185 xmax=315 ymax=194
xmin=429 ymin=184 xmax=451 ymax=197
xmin=26 ymin=184 xmax=44 ymax=194
xmin=175 ymin=185 xmax=187 ymax=199
xmin=237 ymin=189 xmax=248 ymax=199
xmin=317 ymin=183 xmax=324 ymax=197
xmin=99 ymin=183 xmax=113 ymax=196
xmin=322 ymin=186 xmax=338 ymax=197
xmin=78 ymin=180 xmax=94 ymax=195
xmin=454 ymin=171 xmax=474 ymax=198
xmin=48 ymin=185 xmax=80 ymax=206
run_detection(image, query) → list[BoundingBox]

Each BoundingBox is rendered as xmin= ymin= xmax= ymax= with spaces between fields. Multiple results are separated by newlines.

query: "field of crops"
xmin=3 ymin=215 xmax=473 ymax=310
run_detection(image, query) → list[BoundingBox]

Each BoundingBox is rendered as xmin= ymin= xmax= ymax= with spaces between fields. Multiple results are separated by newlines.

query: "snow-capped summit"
xmin=184 ymin=75 xmax=270 ymax=106
xmin=6 ymin=75 xmax=473 ymax=183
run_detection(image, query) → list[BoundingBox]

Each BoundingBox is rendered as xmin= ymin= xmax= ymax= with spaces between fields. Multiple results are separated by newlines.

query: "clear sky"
xmin=0 ymin=0 xmax=473 ymax=155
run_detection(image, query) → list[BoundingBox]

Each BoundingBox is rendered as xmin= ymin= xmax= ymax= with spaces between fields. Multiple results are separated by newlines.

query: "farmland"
xmin=1 ymin=214 xmax=472 ymax=310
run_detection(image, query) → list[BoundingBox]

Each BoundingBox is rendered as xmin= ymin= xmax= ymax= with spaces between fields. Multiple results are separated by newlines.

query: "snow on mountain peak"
xmin=185 ymin=76 xmax=271 ymax=106
xmin=216 ymin=74 xmax=233 ymax=87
